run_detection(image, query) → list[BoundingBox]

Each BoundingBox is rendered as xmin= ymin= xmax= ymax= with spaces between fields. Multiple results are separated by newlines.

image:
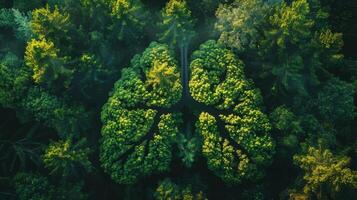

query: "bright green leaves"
xmin=101 ymin=40 xmax=274 ymax=185
xmin=26 ymin=6 xmax=75 ymax=88
xmin=159 ymin=0 xmax=196 ymax=47
xmin=31 ymin=6 xmax=73 ymax=42
xmin=294 ymin=147 xmax=357 ymax=198
xmin=100 ymin=42 xmax=182 ymax=184
xmin=43 ymin=138 xmax=92 ymax=177
xmin=147 ymin=61 xmax=180 ymax=92
xmin=269 ymin=0 xmax=313 ymax=48
xmin=25 ymin=38 xmax=71 ymax=86
xmin=189 ymin=40 xmax=244 ymax=107
xmin=192 ymin=41 xmax=274 ymax=184
xmin=100 ymin=111 xmax=181 ymax=184
xmin=198 ymin=112 xmax=251 ymax=183
xmin=315 ymin=29 xmax=343 ymax=65
xmin=131 ymin=42 xmax=182 ymax=107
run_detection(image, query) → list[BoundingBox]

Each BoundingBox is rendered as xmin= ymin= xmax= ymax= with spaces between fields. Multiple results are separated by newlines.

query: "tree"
xmin=315 ymin=78 xmax=355 ymax=124
xmin=31 ymin=5 xmax=73 ymax=44
xmin=108 ymin=0 xmax=148 ymax=43
xmin=294 ymin=146 xmax=357 ymax=199
xmin=159 ymin=0 xmax=196 ymax=49
xmin=158 ymin=0 xmax=196 ymax=98
xmin=215 ymin=0 xmax=270 ymax=52
xmin=154 ymin=178 xmax=207 ymax=200
xmin=0 ymin=52 xmax=31 ymax=108
xmin=270 ymin=105 xmax=303 ymax=159
xmin=20 ymin=87 xmax=89 ymax=138
xmin=14 ymin=173 xmax=87 ymax=200
xmin=43 ymin=138 xmax=92 ymax=177
xmin=25 ymin=38 xmax=72 ymax=87
xmin=215 ymin=0 xmax=344 ymax=106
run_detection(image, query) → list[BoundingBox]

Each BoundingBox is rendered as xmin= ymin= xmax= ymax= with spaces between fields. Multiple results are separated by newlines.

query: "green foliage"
xmin=31 ymin=6 xmax=73 ymax=42
xmin=12 ymin=0 xmax=43 ymax=12
xmin=14 ymin=173 xmax=87 ymax=200
xmin=294 ymin=146 xmax=357 ymax=198
xmin=0 ymin=0 xmax=356 ymax=199
xmin=108 ymin=0 xmax=148 ymax=41
xmin=25 ymin=38 xmax=71 ymax=86
xmin=270 ymin=106 xmax=303 ymax=136
xmin=20 ymin=87 xmax=89 ymax=138
xmin=0 ymin=8 xmax=32 ymax=41
xmin=215 ymin=0 xmax=270 ymax=51
xmin=270 ymin=106 xmax=303 ymax=150
xmin=43 ymin=138 xmax=92 ymax=177
xmin=191 ymin=40 xmax=274 ymax=183
xmin=154 ymin=178 xmax=207 ymax=200
xmin=12 ymin=9 xmax=32 ymax=41
xmin=315 ymin=78 xmax=355 ymax=123
xmin=0 ymin=122 xmax=43 ymax=176
xmin=100 ymin=42 xmax=182 ymax=184
xmin=158 ymin=0 xmax=196 ymax=47
xmin=176 ymin=133 xmax=200 ymax=168
xmin=130 ymin=42 xmax=182 ymax=107
xmin=0 ymin=8 xmax=15 ymax=27
xmin=0 ymin=53 xmax=31 ymax=108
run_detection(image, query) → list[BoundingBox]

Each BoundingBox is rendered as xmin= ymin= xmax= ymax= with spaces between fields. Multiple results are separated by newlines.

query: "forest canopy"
xmin=0 ymin=0 xmax=356 ymax=199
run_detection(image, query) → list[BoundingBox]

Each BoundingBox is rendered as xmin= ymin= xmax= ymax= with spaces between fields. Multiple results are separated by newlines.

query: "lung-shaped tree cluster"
xmin=100 ymin=40 xmax=274 ymax=184
xmin=100 ymin=42 xmax=183 ymax=184
xmin=191 ymin=41 xmax=274 ymax=183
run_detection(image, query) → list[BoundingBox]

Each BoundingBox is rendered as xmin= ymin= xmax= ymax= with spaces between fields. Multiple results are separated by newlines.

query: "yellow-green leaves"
xmin=108 ymin=0 xmax=148 ymax=40
xmin=25 ymin=38 xmax=69 ymax=85
xmin=270 ymin=0 xmax=313 ymax=45
xmin=159 ymin=0 xmax=196 ymax=47
xmin=215 ymin=0 xmax=269 ymax=51
xmin=192 ymin=40 xmax=274 ymax=184
xmin=31 ymin=6 xmax=72 ymax=41
xmin=100 ymin=42 xmax=182 ymax=184
xmin=133 ymin=42 xmax=182 ymax=107
xmin=43 ymin=138 xmax=92 ymax=177
xmin=146 ymin=61 xmax=179 ymax=90
xmin=154 ymin=178 xmax=207 ymax=200
xmin=294 ymin=147 xmax=357 ymax=197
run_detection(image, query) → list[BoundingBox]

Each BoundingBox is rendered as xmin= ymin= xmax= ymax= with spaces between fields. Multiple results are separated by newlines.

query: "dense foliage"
xmin=0 ymin=0 xmax=356 ymax=199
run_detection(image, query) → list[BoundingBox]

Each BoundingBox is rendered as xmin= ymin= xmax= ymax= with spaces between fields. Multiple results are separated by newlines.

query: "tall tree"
xmin=294 ymin=146 xmax=357 ymax=199
xmin=158 ymin=0 xmax=196 ymax=99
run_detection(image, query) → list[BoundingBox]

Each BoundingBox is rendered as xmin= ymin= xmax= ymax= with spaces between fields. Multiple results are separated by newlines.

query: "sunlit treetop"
xmin=31 ymin=5 xmax=73 ymax=42
xmin=215 ymin=0 xmax=270 ymax=51
xmin=159 ymin=0 xmax=196 ymax=47
xmin=107 ymin=0 xmax=148 ymax=41
xmin=107 ymin=42 xmax=183 ymax=108
xmin=25 ymin=38 xmax=71 ymax=87
xmin=43 ymin=138 xmax=92 ymax=177
xmin=294 ymin=147 xmax=357 ymax=196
